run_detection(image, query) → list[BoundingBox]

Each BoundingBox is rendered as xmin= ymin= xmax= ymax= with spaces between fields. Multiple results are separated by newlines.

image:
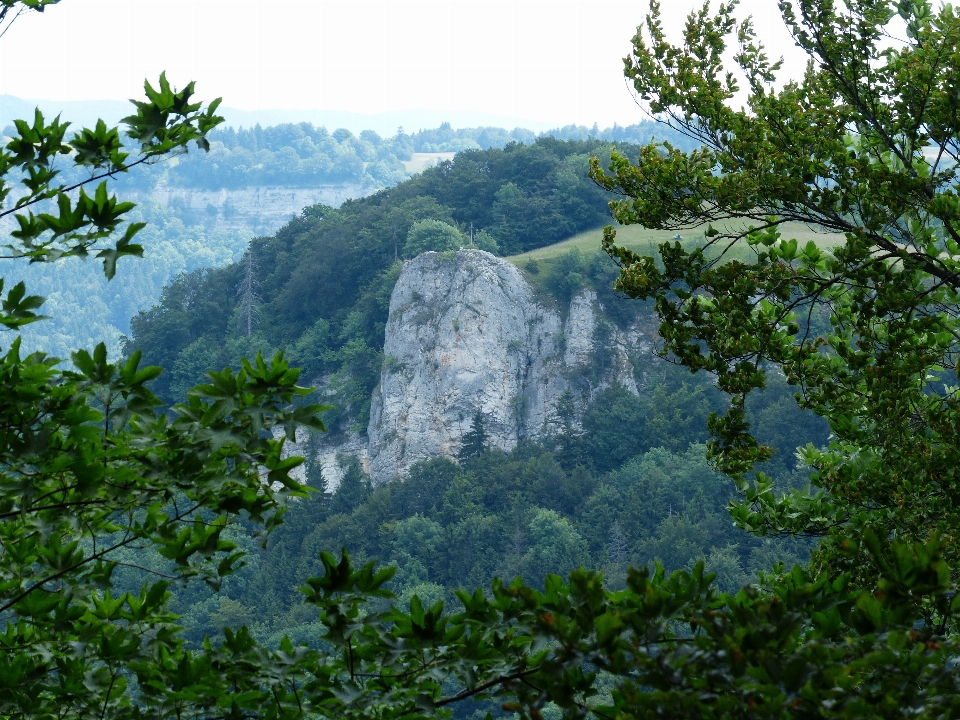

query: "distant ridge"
xmin=0 ymin=95 xmax=132 ymax=130
xmin=0 ymin=95 xmax=559 ymax=135
xmin=216 ymin=108 xmax=560 ymax=136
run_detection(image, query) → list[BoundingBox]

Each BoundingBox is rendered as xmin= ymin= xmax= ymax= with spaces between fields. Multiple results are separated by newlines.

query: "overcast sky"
xmin=0 ymin=0 xmax=810 ymax=128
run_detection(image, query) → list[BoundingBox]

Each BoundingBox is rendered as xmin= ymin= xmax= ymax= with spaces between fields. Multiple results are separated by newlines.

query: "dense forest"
xmin=1 ymin=120 xmax=692 ymax=359
xmin=116 ymin=128 xmax=832 ymax=659
xmin=14 ymin=117 xmax=694 ymax=193
xmin=5 ymin=0 xmax=959 ymax=713
xmin=118 ymin=131 xmax=830 ymax=640
xmin=167 ymin=119 xmax=695 ymax=190
xmin=112 ymin=359 xmax=824 ymax=659
xmin=0 ymin=96 xmax=835 ymax=718
xmin=16 ymin=124 xmax=831 ymax=654
xmin=125 ymin=137 xmax=643 ymax=424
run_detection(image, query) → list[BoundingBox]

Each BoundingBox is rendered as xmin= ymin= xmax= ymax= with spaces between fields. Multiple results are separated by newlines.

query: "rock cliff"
xmin=302 ymin=249 xmax=648 ymax=487
xmin=138 ymin=184 xmax=369 ymax=235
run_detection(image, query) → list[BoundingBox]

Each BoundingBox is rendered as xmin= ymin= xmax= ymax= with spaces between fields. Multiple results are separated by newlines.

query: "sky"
xmin=0 ymin=0 xmax=811 ymax=129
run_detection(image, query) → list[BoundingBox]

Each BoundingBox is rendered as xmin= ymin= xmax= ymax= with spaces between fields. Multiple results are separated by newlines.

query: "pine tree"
xmin=329 ymin=454 xmax=371 ymax=516
xmin=457 ymin=408 xmax=490 ymax=461
xmin=550 ymin=389 xmax=588 ymax=469
xmin=302 ymin=430 xmax=328 ymax=492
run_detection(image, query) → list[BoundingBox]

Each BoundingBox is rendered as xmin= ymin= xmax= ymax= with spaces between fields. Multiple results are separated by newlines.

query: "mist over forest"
xmin=4 ymin=0 xmax=956 ymax=712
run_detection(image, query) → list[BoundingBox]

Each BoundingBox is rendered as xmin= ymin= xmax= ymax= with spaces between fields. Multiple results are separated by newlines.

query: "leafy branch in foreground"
xmin=590 ymin=0 xmax=960 ymax=583
xmin=309 ymin=534 xmax=960 ymax=720
xmin=0 ymin=43 xmax=338 ymax=715
xmin=1 ymin=72 xmax=222 ymax=276
xmin=78 ymin=534 xmax=957 ymax=719
xmin=0 ymin=0 xmax=60 ymax=37
xmin=0 ymin=333 xmax=329 ymax=716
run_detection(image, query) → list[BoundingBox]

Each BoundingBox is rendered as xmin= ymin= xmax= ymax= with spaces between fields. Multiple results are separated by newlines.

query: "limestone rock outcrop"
xmin=364 ymin=249 xmax=645 ymax=483
xmin=289 ymin=249 xmax=649 ymax=488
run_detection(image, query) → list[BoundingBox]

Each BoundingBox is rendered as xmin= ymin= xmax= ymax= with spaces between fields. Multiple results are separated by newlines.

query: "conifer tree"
xmin=457 ymin=407 xmax=490 ymax=461
xmin=550 ymin=389 xmax=588 ymax=469
xmin=328 ymin=454 xmax=371 ymax=515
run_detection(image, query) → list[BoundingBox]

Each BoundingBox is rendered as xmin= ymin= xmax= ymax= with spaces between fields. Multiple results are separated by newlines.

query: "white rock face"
xmin=126 ymin=184 xmax=370 ymax=235
xmin=313 ymin=433 xmax=370 ymax=493
xmin=364 ymin=249 xmax=646 ymax=484
xmin=277 ymin=428 xmax=369 ymax=493
xmin=287 ymin=250 xmax=651 ymax=487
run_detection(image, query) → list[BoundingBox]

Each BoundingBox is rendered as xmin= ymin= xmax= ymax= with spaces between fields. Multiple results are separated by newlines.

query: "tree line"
xmin=3 ymin=0 xmax=960 ymax=716
xmin=125 ymin=138 xmax=639 ymax=427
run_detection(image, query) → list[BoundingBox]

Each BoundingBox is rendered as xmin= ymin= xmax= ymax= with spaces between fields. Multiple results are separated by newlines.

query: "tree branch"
xmin=435 ymin=666 xmax=543 ymax=708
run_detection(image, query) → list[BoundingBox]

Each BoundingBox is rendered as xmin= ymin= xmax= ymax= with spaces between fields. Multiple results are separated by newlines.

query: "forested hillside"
xmin=8 ymin=0 xmax=960 ymax=712
xmin=169 ymin=123 xmax=524 ymax=189
xmin=168 ymin=119 xmax=693 ymax=190
xmin=2 ymin=119 xmax=691 ymax=359
xmin=124 ymin=363 xmax=824 ymax=652
xmin=120 ymin=130 xmax=830 ymax=649
xmin=126 ymin=137 xmax=637 ymax=416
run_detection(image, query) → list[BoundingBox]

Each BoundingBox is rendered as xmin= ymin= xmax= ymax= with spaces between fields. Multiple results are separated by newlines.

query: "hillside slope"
xmin=125 ymin=138 xmax=638 ymax=423
xmin=3 ymin=116 xmax=695 ymax=359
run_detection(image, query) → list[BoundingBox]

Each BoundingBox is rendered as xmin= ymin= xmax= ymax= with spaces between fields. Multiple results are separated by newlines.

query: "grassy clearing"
xmin=506 ymin=221 xmax=846 ymax=266
xmin=402 ymin=152 xmax=456 ymax=175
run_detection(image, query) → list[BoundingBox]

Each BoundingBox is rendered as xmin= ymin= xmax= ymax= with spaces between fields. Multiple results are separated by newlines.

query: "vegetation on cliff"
xmin=125 ymin=138 xmax=646 ymax=426
xmin=4 ymin=0 xmax=960 ymax=716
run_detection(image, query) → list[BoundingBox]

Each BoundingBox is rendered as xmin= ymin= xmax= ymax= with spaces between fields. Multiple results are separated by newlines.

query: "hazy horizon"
xmin=0 ymin=93 xmax=586 ymax=136
xmin=0 ymin=0 xmax=810 ymax=130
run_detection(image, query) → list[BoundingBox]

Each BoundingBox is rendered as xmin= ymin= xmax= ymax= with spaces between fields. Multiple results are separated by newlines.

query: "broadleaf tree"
xmin=6 ymin=0 xmax=960 ymax=717
xmin=0 ymin=2 xmax=331 ymax=715
xmin=590 ymin=0 xmax=960 ymax=585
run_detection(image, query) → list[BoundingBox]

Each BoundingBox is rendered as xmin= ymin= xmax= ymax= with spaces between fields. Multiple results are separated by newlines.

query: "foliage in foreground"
xmin=593 ymin=0 xmax=960 ymax=584
xmin=0 ymin=12 xmax=324 ymax=711
xmin=4 ymin=0 xmax=960 ymax=715
xmin=0 ymin=340 xmax=326 ymax=715
xmin=275 ymin=537 xmax=960 ymax=720
xmin=10 ymin=536 xmax=956 ymax=719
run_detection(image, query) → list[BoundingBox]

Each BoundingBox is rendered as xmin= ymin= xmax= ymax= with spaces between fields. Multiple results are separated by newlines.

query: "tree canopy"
xmin=5 ymin=0 xmax=960 ymax=717
xmin=592 ymin=0 xmax=960 ymax=587
xmin=403 ymin=218 xmax=463 ymax=257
